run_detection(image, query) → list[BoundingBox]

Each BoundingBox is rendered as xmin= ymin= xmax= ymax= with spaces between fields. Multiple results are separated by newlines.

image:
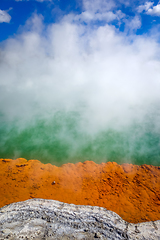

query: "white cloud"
xmin=76 ymin=0 xmax=116 ymax=23
xmin=74 ymin=0 xmax=126 ymax=24
xmin=74 ymin=0 xmax=142 ymax=29
xmin=0 ymin=9 xmax=11 ymax=23
xmin=147 ymin=3 xmax=160 ymax=16
xmin=82 ymin=0 xmax=115 ymax=13
xmin=74 ymin=10 xmax=124 ymax=23
xmin=0 ymin=13 xmax=160 ymax=132
xmin=138 ymin=1 xmax=160 ymax=16
xmin=124 ymin=15 xmax=142 ymax=33
xmin=137 ymin=1 xmax=154 ymax=13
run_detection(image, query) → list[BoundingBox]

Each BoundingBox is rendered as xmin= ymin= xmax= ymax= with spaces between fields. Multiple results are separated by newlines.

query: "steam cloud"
xmin=0 ymin=13 xmax=160 ymax=165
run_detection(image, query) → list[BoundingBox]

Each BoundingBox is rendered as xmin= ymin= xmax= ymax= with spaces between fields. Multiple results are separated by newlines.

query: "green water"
xmin=0 ymin=111 xmax=160 ymax=166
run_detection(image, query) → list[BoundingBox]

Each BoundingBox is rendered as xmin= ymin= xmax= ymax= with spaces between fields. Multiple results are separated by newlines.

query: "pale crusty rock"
xmin=0 ymin=199 xmax=159 ymax=240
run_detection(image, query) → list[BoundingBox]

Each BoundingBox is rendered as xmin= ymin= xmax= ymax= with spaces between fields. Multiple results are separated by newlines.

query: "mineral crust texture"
xmin=0 ymin=199 xmax=160 ymax=240
xmin=0 ymin=158 xmax=160 ymax=223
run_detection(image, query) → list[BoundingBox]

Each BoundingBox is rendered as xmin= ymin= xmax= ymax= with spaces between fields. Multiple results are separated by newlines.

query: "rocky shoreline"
xmin=0 ymin=158 xmax=160 ymax=223
xmin=0 ymin=198 xmax=160 ymax=240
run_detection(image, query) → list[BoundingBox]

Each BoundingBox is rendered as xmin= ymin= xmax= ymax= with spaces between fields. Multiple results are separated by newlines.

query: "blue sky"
xmin=1 ymin=0 xmax=81 ymax=42
xmin=1 ymin=0 xmax=160 ymax=42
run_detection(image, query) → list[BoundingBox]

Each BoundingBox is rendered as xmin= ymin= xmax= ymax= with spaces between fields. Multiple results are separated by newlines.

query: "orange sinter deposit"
xmin=0 ymin=158 xmax=160 ymax=223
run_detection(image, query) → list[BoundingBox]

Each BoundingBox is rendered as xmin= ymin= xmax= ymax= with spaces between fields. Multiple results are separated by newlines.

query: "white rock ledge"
xmin=0 ymin=199 xmax=159 ymax=239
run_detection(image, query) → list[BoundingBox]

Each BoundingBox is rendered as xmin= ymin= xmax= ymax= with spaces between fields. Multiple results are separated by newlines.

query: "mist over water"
xmin=0 ymin=14 xmax=160 ymax=166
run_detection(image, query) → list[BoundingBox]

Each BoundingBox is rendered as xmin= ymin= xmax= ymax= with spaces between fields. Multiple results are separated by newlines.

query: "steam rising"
xmin=0 ymin=13 xmax=160 ymax=165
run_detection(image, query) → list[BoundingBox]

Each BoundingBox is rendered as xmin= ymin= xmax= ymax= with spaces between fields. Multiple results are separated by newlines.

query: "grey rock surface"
xmin=0 ymin=198 xmax=159 ymax=240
